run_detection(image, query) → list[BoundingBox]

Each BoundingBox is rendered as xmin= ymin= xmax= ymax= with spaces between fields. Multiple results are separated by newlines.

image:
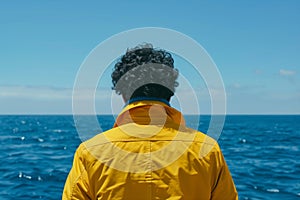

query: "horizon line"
xmin=0 ymin=113 xmax=299 ymax=116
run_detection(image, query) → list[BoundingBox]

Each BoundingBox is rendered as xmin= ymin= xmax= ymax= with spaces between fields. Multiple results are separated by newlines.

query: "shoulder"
xmin=182 ymin=127 xmax=222 ymax=159
xmin=72 ymin=128 xmax=115 ymax=161
xmin=81 ymin=127 xmax=121 ymax=149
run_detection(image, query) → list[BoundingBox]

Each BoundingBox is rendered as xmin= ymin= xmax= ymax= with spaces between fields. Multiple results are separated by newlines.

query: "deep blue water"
xmin=0 ymin=115 xmax=299 ymax=200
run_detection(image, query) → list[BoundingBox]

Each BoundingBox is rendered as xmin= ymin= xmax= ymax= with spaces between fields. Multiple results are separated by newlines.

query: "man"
xmin=63 ymin=44 xmax=238 ymax=199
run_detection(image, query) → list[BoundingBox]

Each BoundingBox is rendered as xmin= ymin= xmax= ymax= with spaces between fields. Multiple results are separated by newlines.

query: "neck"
xmin=126 ymin=97 xmax=170 ymax=107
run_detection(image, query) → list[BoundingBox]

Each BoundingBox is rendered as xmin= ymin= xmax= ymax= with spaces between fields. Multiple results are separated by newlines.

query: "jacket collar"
xmin=113 ymin=100 xmax=185 ymax=128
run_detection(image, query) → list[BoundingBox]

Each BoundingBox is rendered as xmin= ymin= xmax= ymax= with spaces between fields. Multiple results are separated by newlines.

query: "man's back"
xmin=63 ymin=101 xmax=237 ymax=199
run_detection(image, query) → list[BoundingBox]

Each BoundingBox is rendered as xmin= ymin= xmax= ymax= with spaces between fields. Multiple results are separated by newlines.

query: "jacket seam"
xmin=85 ymin=140 xmax=216 ymax=149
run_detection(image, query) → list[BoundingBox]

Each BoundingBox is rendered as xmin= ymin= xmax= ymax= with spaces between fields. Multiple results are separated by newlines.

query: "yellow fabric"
xmin=63 ymin=101 xmax=238 ymax=200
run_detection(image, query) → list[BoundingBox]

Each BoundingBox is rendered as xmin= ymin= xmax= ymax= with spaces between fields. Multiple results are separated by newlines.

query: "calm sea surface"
xmin=0 ymin=115 xmax=299 ymax=199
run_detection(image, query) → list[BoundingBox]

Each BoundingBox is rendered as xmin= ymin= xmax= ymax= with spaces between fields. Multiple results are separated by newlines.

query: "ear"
xmin=122 ymin=95 xmax=127 ymax=103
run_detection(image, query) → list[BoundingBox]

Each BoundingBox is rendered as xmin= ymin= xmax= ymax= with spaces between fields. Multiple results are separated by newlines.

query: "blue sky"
xmin=0 ymin=1 xmax=299 ymax=114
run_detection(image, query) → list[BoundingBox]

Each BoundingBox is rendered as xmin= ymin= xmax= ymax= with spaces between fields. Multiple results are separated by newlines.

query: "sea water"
xmin=0 ymin=115 xmax=299 ymax=199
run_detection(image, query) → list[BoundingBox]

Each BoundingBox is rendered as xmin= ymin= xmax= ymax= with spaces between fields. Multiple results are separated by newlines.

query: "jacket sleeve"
xmin=62 ymin=144 xmax=93 ymax=200
xmin=210 ymin=144 xmax=238 ymax=200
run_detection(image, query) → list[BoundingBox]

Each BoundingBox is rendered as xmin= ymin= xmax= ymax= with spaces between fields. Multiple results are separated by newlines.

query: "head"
xmin=111 ymin=43 xmax=179 ymax=102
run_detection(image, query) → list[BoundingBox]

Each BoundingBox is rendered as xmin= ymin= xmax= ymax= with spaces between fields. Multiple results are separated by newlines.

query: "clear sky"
xmin=0 ymin=1 xmax=299 ymax=114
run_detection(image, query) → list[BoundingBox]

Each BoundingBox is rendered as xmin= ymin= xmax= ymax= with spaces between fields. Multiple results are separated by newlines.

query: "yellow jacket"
xmin=63 ymin=100 xmax=238 ymax=200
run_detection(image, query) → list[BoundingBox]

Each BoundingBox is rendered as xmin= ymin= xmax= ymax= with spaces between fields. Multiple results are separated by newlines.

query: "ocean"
xmin=0 ymin=115 xmax=299 ymax=199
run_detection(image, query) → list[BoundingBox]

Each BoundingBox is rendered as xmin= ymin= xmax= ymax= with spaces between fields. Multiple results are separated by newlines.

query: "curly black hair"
xmin=111 ymin=43 xmax=179 ymax=101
